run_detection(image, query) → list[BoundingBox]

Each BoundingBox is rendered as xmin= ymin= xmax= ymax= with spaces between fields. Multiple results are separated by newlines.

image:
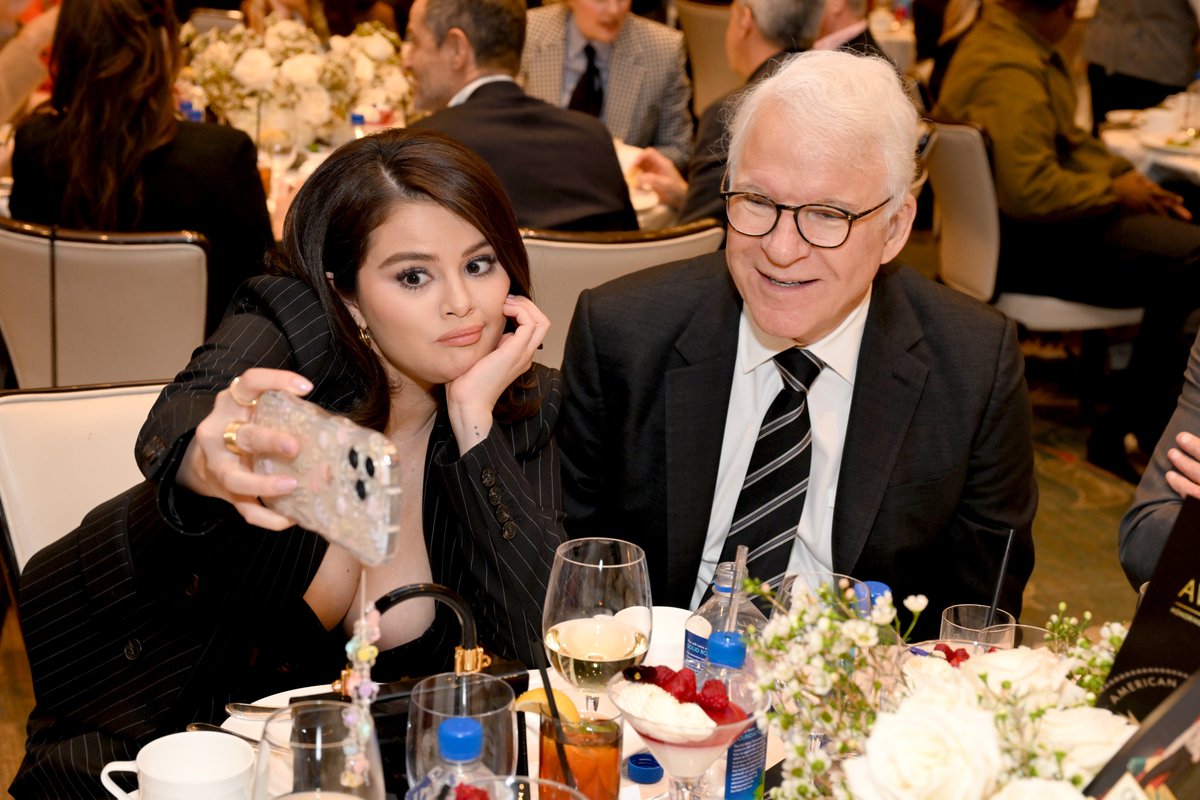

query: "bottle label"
xmin=683 ymin=630 xmax=709 ymax=671
xmin=724 ymin=725 xmax=766 ymax=800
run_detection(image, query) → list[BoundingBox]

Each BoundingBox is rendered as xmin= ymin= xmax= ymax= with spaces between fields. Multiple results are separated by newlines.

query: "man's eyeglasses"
xmin=721 ymin=191 xmax=892 ymax=248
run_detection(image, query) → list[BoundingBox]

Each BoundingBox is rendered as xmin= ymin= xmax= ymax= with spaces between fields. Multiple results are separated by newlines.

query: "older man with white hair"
xmin=558 ymin=49 xmax=1037 ymax=641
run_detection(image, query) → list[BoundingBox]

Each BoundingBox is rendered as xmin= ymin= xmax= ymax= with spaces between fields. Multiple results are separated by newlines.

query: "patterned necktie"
xmin=568 ymin=44 xmax=603 ymax=117
xmin=720 ymin=348 xmax=824 ymax=590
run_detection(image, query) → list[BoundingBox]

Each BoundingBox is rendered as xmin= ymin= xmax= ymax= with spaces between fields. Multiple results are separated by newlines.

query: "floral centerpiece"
xmin=178 ymin=15 xmax=409 ymax=147
xmin=749 ymin=579 xmax=1135 ymax=800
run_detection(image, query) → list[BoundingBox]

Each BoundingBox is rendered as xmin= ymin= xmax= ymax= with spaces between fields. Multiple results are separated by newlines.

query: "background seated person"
xmin=520 ymin=0 xmax=693 ymax=170
xmin=0 ymin=5 xmax=56 ymax=124
xmin=1120 ymin=329 xmax=1200 ymax=587
xmin=11 ymin=129 xmax=563 ymax=798
xmin=557 ymin=50 xmax=1037 ymax=642
xmin=10 ymin=0 xmax=272 ymax=337
xmin=241 ymin=0 xmax=399 ymax=35
xmin=405 ymin=0 xmax=637 ymax=231
xmin=935 ymin=0 xmax=1200 ymax=481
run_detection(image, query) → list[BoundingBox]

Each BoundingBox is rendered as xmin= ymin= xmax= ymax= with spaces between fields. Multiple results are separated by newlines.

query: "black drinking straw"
xmin=535 ymin=661 xmax=578 ymax=790
xmin=985 ymin=528 xmax=1016 ymax=628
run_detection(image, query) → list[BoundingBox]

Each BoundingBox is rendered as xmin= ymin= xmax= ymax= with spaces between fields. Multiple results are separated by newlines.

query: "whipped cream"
xmin=612 ymin=682 xmax=716 ymax=743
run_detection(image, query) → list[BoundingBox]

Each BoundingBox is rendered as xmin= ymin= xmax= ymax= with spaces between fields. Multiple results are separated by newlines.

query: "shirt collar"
xmin=447 ymin=74 xmax=517 ymax=107
xmin=738 ymin=287 xmax=872 ymax=385
xmin=566 ymin=15 xmax=614 ymax=66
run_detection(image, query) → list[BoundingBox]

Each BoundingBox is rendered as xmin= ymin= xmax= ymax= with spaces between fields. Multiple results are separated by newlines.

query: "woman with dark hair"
xmin=10 ymin=0 xmax=273 ymax=335
xmin=10 ymin=129 xmax=560 ymax=798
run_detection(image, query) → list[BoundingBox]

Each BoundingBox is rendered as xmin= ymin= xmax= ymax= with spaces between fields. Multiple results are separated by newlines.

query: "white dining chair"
xmin=522 ymin=219 xmax=726 ymax=368
xmin=0 ymin=217 xmax=208 ymax=389
xmin=676 ymin=0 xmax=744 ymax=117
xmin=0 ymin=383 xmax=165 ymax=587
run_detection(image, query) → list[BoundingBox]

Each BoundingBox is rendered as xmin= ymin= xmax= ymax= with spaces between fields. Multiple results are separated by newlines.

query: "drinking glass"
xmin=542 ymin=538 xmax=652 ymax=713
xmin=406 ymin=672 xmax=516 ymax=785
xmin=538 ymin=715 xmax=622 ymax=800
xmin=464 ymin=776 xmax=588 ymax=800
xmin=258 ymin=104 xmax=298 ymax=206
xmin=253 ymin=699 xmax=385 ymax=800
xmin=981 ymin=623 xmax=1061 ymax=652
xmin=940 ymin=603 xmax=1015 ymax=643
xmin=773 ymin=571 xmax=868 ymax=618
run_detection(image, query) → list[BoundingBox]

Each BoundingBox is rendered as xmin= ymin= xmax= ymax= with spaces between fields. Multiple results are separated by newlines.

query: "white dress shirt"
xmin=560 ymin=18 xmax=613 ymax=108
xmin=447 ymin=74 xmax=517 ymax=108
xmin=690 ymin=290 xmax=872 ymax=608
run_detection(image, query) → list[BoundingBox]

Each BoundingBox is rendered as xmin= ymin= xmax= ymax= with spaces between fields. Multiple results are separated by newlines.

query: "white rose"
xmin=842 ymin=699 xmax=1002 ymax=800
xmin=961 ymin=646 xmax=1085 ymax=709
xmin=353 ymin=51 xmax=376 ymax=85
xmin=358 ymin=31 xmax=394 ymax=61
xmin=264 ymin=18 xmax=311 ymax=54
xmin=328 ymin=34 xmax=350 ymax=52
xmin=899 ymin=652 xmax=979 ymax=708
xmin=1037 ymin=706 xmax=1137 ymax=783
xmin=203 ymin=39 xmax=235 ymax=70
xmin=279 ymin=53 xmax=324 ymax=88
xmin=231 ymin=47 xmax=276 ymax=91
xmin=296 ymin=86 xmax=332 ymax=126
xmin=991 ymin=778 xmax=1086 ymax=800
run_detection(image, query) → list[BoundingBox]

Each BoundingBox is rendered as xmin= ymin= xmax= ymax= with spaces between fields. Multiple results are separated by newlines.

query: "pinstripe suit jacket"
xmin=519 ymin=5 xmax=694 ymax=169
xmin=11 ymin=275 xmax=565 ymax=799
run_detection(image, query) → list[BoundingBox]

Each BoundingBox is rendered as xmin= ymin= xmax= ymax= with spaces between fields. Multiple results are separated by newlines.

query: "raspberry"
xmin=697 ymin=680 xmax=730 ymax=713
xmin=456 ymin=785 xmax=489 ymax=800
xmin=933 ymin=643 xmax=953 ymax=658
xmin=947 ymin=647 xmax=971 ymax=667
xmin=661 ymin=668 xmax=697 ymax=703
xmin=650 ymin=665 xmax=678 ymax=688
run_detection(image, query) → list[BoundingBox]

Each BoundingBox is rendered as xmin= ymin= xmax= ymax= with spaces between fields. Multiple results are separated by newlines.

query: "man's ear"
xmin=880 ymin=194 xmax=917 ymax=264
xmin=733 ymin=2 xmax=755 ymax=36
xmin=444 ymin=27 xmax=474 ymax=71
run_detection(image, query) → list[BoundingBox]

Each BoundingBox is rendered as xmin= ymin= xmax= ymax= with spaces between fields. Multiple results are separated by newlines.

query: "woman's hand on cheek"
xmin=445 ymin=295 xmax=550 ymax=452
xmin=176 ymin=367 xmax=314 ymax=529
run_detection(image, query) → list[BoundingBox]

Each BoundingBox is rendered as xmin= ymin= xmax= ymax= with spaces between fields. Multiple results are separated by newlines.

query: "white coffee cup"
xmin=101 ymin=730 xmax=254 ymax=800
xmin=1143 ymin=107 xmax=1179 ymax=134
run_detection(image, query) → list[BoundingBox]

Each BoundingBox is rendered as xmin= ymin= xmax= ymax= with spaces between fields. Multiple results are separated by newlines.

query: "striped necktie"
xmin=720 ymin=347 xmax=824 ymax=589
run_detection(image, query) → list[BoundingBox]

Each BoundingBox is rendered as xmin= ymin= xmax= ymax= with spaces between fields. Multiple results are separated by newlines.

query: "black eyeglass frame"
xmin=720 ymin=191 xmax=893 ymax=248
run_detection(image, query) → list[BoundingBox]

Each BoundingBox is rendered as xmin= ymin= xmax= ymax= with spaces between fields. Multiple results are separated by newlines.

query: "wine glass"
xmin=606 ymin=671 xmax=763 ymax=800
xmin=253 ymin=700 xmax=385 ymax=799
xmin=257 ymin=103 xmax=298 ymax=208
xmin=542 ymin=538 xmax=652 ymax=713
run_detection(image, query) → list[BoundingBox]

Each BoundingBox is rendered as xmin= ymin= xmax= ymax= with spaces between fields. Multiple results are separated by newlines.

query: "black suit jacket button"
xmin=488 ymin=487 xmax=502 ymax=506
xmin=496 ymin=505 xmax=512 ymax=524
xmin=124 ymin=639 xmax=143 ymax=660
xmin=481 ymin=467 xmax=497 ymax=487
xmin=501 ymin=521 xmax=519 ymax=540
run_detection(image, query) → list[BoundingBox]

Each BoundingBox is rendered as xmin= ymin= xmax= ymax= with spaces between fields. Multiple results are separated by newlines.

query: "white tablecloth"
xmin=1101 ymin=127 xmax=1200 ymax=186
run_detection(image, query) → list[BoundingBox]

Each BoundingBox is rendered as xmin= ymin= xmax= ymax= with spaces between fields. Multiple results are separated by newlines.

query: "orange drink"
xmin=539 ymin=715 xmax=622 ymax=800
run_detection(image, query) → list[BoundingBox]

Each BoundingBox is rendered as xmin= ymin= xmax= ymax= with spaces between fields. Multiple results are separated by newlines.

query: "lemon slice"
xmin=513 ymin=688 xmax=581 ymax=722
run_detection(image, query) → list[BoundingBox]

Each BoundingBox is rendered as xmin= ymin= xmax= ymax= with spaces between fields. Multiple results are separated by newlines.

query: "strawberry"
xmin=456 ymin=785 xmax=489 ymax=800
xmin=661 ymin=667 xmax=697 ymax=703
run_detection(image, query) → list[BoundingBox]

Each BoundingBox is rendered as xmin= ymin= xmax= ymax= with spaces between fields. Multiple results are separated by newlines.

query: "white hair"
xmin=740 ymin=0 xmax=825 ymax=50
xmin=725 ymin=50 xmax=918 ymax=211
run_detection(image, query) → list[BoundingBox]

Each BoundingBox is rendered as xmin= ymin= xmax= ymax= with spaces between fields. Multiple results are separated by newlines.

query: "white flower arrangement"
xmin=178 ymin=15 xmax=409 ymax=147
xmin=747 ymin=581 xmax=1136 ymax=800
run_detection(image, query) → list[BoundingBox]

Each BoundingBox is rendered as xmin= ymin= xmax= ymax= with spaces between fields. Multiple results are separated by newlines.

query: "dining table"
xmin=1100 ymin=112 xmax=1200 ymax=187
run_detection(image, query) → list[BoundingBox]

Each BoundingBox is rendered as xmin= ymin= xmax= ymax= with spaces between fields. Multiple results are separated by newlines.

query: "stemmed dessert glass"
xmin=606 ymin=672 xmax=763 ymax=800
xmin=542 ymin=538 xmax=653 ymax=713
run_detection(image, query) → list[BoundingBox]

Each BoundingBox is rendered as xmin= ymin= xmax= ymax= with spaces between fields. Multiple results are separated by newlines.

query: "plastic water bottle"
xmin=404 ymin=717 xmax=494 ymax=800
xmin=700 ymin=632 xmax=765 ymax=800
xmin=683 ymin=562 xmax=768 ymax=672
xmin=187 ymin=108 xmax=204 ymax=124
xmin=351 ymin=112 xmax=367 ymax=140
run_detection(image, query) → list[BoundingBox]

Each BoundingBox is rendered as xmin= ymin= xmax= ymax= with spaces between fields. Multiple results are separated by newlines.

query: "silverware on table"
xmin=224 ymin=702 xmax=284 ymax=720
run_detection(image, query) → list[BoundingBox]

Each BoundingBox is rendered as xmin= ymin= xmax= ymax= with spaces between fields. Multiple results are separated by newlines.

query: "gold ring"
xmin=228 ymin=376 xmax=256 ymax=408
xmin=223 ymin=420 xmax=247 ymax=455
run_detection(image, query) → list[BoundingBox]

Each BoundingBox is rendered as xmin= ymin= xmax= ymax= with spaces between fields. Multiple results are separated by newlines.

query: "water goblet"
xmin=406 ymin=672 xmax=516 ymax=785
xmin=543 ymin=538 xmax=653 ymax=713
xmin=940 ymin=603 xmax=1015 ymax=644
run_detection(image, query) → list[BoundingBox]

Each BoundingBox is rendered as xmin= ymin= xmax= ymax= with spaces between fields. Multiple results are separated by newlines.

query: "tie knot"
xmin=774 ymin=348 xmax=823 ymax=392
xmin=583 ymin=43 xmax=596 ymax=63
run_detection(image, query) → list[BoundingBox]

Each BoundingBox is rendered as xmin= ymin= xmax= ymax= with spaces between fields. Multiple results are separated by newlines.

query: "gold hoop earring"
xmin=359 ymin=326 xmax=373 ymax=348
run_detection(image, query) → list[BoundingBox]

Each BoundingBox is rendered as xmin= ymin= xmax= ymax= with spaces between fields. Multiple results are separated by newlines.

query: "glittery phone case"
xmin=252 ymin=390 xmax=401 ymax=565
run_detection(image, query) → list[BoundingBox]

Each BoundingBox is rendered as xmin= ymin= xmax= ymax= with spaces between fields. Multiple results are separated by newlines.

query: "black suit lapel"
xmin=663 ymin=267 xmax=741 ymax=606
xmin=833 ymin=270 xmax=928 ymax=573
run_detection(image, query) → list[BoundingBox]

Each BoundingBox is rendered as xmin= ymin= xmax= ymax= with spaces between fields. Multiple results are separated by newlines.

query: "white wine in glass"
xmin=543 ymin=538 xmax=652 ymax=712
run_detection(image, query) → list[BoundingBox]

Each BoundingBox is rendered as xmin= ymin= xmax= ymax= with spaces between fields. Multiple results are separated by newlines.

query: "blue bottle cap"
xmin=707 ymin=630 xmax=747 ymax=668
xmin=627 ymin=752 xmax=663 ymax=784
xmin=438 ymin=717 xmax=484 ymax=762
xmin=351 ymin=113 xmax=366 ymax=125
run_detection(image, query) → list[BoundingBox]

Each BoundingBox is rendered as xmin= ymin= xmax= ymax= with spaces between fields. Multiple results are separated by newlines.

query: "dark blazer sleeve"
xmin=679 ymin=97 xmax=730 ymax=226
xmin=1119 ymin=331 xmax=1200 ymax=587
xmin=432 ymin=365 xmax=567 ymax=665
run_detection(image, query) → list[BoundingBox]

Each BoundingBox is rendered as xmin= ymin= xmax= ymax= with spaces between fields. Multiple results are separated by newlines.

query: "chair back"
xmin=0 ymin=383 xmax=164 ymax=583
xmin=922 ymin=120 xmax=1001 ymax=302
xmin=676 ymin=0 xmax=744 ymax=116
xmin=0 ymin=218 xmax=208 ymax=388
xmin=187 ymin=7 xmax=245 ymax=32
xmin=522 ymin=219 xmax=726 ymax=367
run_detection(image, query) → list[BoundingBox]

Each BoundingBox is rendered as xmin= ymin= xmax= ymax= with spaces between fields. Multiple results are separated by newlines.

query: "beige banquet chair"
xmin=676 ymin=0 xmax=744 ymax=117
xmin=0 ymin=383 xmax=165 ymax=594
xmin=0 ymin=217 xmax=208 ymax=389
xmin=522 ymin=218 xmax=726 ymax=368
xmin=923 ymin=120 xmax=1144 ymax=331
